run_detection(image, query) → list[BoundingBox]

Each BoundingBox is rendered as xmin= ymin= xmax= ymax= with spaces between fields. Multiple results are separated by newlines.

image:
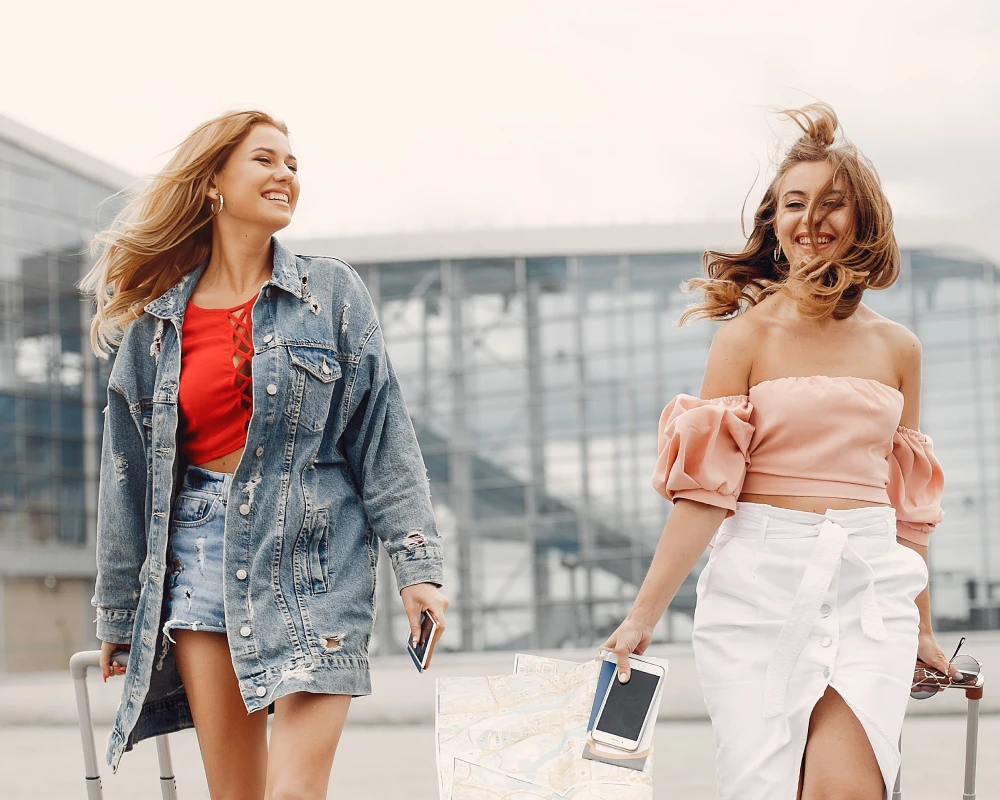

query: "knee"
xmin=809 ymin=781 xmax=883 ymax=800
xmin=266 ymin=786 xmax=321 ymax=800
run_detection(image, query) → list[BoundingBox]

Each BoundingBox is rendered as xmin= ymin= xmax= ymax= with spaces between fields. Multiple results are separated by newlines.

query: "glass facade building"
xmin=0 ymin=114 xmax=129 ymax=670
xmin=2 ymin=111 xmax=997 ymax=670
xmin=293 ymin=230 xmax=1000 ymax=655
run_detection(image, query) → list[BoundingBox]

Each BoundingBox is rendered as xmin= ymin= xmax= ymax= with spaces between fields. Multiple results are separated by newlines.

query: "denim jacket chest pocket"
xmin=285 ymin=346 xmax=343 ymax=432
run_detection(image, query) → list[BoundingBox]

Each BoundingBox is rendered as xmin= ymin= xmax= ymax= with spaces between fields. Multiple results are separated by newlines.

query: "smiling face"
xmin=208 ymin=124 xmax=299 ymax=232
xmin=774 ymin=160 xmax=856 ymax=267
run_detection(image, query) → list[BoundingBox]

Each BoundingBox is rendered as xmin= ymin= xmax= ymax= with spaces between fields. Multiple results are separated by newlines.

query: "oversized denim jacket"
xmin=92 ymin=239 xmax=444 ymax=769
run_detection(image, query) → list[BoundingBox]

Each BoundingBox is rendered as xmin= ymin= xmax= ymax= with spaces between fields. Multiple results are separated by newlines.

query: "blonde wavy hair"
xmin=680 ymin=103 xmax=899 ymax=324
xmin=80 ymin=110 xmax=289 ymax=356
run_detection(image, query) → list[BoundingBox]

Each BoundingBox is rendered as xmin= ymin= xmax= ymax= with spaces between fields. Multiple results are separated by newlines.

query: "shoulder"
xmin=701 ymin=308 xmax=766 ymax=398
xmin=859 ymin=305 xmax=921 ymax=375
xmin=294 ymin=253 xmax=372 ymax=304
xmin=108 ymin=313 xmax=161 ymax=398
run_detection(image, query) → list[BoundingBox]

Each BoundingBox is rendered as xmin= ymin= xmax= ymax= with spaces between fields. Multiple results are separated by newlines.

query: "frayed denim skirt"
xmin=163 ymin=465 xmax=234 ymax=638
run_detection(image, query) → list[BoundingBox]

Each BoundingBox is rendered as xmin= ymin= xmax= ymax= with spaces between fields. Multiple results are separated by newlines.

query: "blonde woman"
xmin=81 ymin=110 xmax=448 ymax=798
xmin=603 ymin=104 xmax=953 ymax=799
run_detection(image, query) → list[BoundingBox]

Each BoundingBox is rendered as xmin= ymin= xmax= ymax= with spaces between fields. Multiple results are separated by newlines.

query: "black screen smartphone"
xmin=594 ymin=667 xmax=661 ymax=744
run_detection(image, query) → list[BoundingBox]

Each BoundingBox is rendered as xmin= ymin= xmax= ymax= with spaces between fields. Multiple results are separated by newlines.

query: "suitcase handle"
xmin=895 ymin=670 xmax=985 ymax=800
xmin=70 ymin=650 xmax=177 ymax=800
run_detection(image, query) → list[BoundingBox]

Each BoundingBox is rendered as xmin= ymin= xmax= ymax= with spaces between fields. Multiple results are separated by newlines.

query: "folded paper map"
xmin=435 ymin=653 xmax=664 ymax=799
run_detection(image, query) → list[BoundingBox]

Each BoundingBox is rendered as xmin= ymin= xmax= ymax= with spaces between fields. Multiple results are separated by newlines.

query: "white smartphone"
xmin=591 ymin=655 xmax=665 ymax=751
xmin=406 ymin=610 xmax=441 ymax=672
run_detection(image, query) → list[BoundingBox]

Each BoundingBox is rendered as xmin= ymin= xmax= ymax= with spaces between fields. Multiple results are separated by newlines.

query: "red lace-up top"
xmin=178 ymin=296 xmax=256 ymax=464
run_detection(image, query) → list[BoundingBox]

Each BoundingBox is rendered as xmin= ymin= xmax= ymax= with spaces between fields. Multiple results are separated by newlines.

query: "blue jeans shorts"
xmin=163 ymin=465 xmax=233 ymax=639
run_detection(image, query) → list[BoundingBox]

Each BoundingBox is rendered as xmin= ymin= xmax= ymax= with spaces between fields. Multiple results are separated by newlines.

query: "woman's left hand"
xmin=916 ymin=632 xmax=958 ymax=678
xmin=400 ymin=583 xmax=449 ymax=647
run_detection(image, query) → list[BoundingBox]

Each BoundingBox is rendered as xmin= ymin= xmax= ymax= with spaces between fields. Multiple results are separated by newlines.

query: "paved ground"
xmin=6 ymin=714 xmax=997 ymax=799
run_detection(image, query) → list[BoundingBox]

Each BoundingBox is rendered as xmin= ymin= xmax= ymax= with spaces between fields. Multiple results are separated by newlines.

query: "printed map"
xmin=435 ymin=654 xmax=654 ymax=799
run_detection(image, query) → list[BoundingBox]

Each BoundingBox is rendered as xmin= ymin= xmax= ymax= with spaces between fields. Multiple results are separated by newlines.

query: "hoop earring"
xmin=773 ymin=241 xmax=782 ymax=262
xmin=210 ymin=193 xmax=224 ymax=216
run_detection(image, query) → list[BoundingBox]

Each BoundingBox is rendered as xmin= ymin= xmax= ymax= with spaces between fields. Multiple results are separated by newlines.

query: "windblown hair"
xmin=80 ymin=110 xmax=288 ymax=356
xmin=680 ymin=103 xmax=899 ymax=324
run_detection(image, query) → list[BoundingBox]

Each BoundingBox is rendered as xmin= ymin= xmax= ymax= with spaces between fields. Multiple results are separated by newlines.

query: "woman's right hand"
xmin=600 ymin=616 xmax=654 ymax=684
xmin=99 ymin=641 xmax=130 ymax=681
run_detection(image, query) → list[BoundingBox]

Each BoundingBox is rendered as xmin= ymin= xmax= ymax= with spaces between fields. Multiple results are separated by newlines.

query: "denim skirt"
xmin=163 ymin=465 xmax=234 ymax=638
xmin=691 ymin=502 xmax=928 ymax=800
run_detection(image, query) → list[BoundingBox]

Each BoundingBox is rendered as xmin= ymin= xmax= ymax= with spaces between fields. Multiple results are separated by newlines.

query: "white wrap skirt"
xmin=691 ymin=502 xmax=928 ymax=800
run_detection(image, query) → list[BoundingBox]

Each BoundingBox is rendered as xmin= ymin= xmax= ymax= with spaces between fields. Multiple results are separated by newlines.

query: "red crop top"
xmin=178 ymin=296 xmax=255 ymax=464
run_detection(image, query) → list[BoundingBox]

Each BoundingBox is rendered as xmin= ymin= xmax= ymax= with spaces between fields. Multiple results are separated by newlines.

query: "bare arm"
xmin=602 ymin=320 xmax=752 ymax=680
xmin=894 ymin=325 xmax=954 ymax=675
xmin=602 ymin=500 xmax=727 ymax=680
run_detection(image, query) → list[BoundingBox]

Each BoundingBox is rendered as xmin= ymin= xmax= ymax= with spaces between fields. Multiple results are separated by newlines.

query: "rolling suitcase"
xmin=893 ymin=670 xmax=986 ymax=799
xmin=69 ymin=650 xmax=179 ymax=800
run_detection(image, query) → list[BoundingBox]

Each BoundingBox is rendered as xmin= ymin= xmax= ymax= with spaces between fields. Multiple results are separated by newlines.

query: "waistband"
xmin=723 ymin=501 xmax=896 ymax=539
xmin=182 ymin=464 xmax=234 ymax=495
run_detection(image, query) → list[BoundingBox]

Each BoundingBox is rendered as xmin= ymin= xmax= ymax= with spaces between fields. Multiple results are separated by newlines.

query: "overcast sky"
xmin=4 ymin=1 xmax=998 ymax=240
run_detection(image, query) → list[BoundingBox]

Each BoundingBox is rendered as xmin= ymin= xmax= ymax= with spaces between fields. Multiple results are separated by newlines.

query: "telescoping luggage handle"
xmin=892 ymin=675 xmax=985 ymax=800
xmin=69 ymin=650 xmax=178 ymax=800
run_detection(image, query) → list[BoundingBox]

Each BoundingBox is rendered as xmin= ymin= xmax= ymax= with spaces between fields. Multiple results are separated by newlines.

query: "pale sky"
xmin=5 ymin=1 xmax=998 ymax=240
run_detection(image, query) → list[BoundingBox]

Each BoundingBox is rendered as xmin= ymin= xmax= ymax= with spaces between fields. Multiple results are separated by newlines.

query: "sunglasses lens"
xmin=950 ymin=655 xmax=981 ymax=686
xmin=910 ymin=669 xmax=942 ymax=699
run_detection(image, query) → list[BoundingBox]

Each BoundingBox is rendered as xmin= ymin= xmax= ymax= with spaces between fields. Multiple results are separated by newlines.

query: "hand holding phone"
xmin=591 ymin=655 xmax=664 ymax=751
xmin=406 ymin=610 xmax=442 ymax=672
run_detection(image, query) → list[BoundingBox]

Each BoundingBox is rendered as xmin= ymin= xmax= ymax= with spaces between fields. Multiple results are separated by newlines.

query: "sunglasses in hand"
xmin=911 ymin=637 xmax=984 ymax=700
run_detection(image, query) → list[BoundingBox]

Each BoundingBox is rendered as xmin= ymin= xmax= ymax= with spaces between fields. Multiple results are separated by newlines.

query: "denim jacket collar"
xmin=143 ymin=238 xmax=303 ymax=321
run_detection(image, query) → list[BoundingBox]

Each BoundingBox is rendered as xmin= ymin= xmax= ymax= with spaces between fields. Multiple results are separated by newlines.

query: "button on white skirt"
xmin=691 ymin=502 xmax=928 ymax=800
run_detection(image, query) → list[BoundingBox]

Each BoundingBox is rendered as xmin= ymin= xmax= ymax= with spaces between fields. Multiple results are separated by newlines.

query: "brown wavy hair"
xmin=680 ymin=102 xmax=899 ymax=323
xmin=80 ymin=110 xmax=288 ymax=356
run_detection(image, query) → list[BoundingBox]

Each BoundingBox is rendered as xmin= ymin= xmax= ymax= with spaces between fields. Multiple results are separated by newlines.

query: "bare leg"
xmin=264 ymin=692 xmax=351 ymax=800
xmin=173 ymin=630 xmax=269 ymax=800
xmin=801 ymin=686 xmax=884 ymax=800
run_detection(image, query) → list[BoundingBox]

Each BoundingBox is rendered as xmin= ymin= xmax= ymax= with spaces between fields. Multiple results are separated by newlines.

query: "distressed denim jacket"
xmin=93 ymin=239 xmax=444 ymax=769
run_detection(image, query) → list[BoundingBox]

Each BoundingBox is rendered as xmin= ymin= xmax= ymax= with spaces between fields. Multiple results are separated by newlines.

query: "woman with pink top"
xmin=603 ymin=104 xmax=952 ymax=800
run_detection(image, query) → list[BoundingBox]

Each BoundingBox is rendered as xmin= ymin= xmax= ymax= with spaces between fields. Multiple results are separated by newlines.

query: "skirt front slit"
xmin=691 ymin=502 xmax=928 ymax=800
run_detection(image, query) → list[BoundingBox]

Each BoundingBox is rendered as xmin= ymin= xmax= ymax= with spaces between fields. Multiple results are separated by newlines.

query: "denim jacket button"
xmin=263 ymin=334 xmax=274 ymax=344
xmin=256 ymin=686 xmax=267 ymax=697
xmin=236 ymin=569 xmax=248 ymax=580
xmin=240 ymin=626 xmax=252 ymax=637
xmin=255 ymin=446 xmax=264 ymax=457
xmin=266 ymin=384 xmax=277 ymax=395
xmin=239 ymin=503 xmax=251 ymax=516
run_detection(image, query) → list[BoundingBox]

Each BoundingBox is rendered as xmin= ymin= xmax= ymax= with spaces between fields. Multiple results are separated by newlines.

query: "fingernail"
xmin=619 ymin=671 xmax=629 ymax=683
xmin=102 ymin=673 xmax=107 ymax=683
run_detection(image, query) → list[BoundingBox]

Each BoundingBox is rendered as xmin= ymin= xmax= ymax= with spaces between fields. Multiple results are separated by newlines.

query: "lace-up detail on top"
xmin=178 ymin=295 xmax=258 ymax=464
xmin=229 ymin=303 xmax=254 ymax=412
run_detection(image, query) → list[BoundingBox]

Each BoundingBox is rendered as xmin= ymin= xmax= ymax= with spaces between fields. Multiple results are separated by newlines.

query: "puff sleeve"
xmin=651 ymin=394 xmax=755 ymax=515
xmin=886 ymin=426 xmax=944 ymax=545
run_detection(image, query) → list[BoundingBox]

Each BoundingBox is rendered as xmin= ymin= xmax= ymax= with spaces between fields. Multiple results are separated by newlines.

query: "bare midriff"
xmin=194 ymin=447 xmax=245 ymax=475
xmin=738 ymin=493 xmax=890 ymax=515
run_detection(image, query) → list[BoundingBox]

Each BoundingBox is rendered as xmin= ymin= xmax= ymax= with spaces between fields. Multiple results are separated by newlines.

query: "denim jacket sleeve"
xmin=91 ymin=385 xmax=149 ymax=644
xmin=342 ymin=321 xmax=445 ymax=592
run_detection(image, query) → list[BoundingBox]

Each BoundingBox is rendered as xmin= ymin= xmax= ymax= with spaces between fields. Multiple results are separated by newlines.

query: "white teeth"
xmin=263 ymin=193 xmax=288 ymax=202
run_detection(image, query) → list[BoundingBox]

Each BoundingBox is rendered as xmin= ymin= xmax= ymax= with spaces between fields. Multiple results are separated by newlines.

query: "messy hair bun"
xmin=681 ymin=102 xmax=899 ymax=323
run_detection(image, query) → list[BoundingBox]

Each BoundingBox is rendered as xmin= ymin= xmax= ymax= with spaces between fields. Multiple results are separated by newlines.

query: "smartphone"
xmin=406 ymin=610 xmax=441 ymax=672
xmin=591 ymin=656 xmax=665 ymax=751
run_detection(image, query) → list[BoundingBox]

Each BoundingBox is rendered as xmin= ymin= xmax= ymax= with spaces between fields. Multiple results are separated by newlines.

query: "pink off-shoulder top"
xmin=651 ymin=375 xmax=944 ymax=545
